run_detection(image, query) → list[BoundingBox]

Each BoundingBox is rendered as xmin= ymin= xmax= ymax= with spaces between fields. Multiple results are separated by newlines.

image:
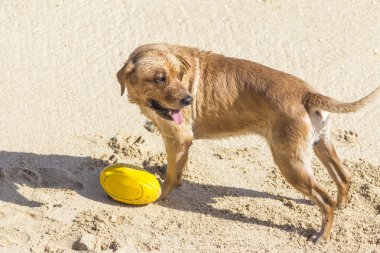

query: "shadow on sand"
xmin=0 ymin=151 xmax=313 ymax=237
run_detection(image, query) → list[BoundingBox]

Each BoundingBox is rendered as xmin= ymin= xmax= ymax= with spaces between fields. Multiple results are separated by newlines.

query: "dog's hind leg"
xmin=309 ymin=110 xmax=352 ymax=209
xmin=313 ymin=138 xmax=351 ymax=209
xmin=270 ymin=118 xmax=336 ymax=243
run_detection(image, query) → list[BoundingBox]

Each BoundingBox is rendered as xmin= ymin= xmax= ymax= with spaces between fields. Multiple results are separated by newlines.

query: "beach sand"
xmin=0 ymin=1 xmax=379 ymax=252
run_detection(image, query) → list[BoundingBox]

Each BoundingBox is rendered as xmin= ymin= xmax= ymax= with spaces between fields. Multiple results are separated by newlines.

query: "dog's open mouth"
xmin=148 ymin=99 xmax=184 ymax=125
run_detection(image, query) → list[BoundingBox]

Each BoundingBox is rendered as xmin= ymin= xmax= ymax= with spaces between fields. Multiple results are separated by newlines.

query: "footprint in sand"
xmin=19 ymin=168 xmax=42 ymax=186
xmin=333 ymin=129 xmax=359 ymax=144
xmin=108 ymin=134 xmax=146 ymax=160
xmin=144 ymin=120 xmax=159 ymax=134
xmin=17 ymin=167 xmax=84 ymax=191
xmin=0 ymin=167 xmax=5 ymax=180
xmin=143 ymin=153 xmax=166 ymax=177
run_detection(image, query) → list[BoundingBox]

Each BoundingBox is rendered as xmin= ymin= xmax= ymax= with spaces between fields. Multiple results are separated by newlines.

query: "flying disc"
xmin=100 ymin=163 xmax=161 ymax=205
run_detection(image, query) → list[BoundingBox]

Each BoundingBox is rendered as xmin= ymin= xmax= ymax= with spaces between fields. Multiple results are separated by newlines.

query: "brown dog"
xmin=117 ymin=43 xmax=380 ymax=243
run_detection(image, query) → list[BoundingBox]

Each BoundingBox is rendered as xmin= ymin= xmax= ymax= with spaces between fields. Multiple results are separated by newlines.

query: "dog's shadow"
xmin=0 ymin=151 xmax=120 ymax=207
xmin=143 ymin=167 xmax=314 ymax=237
xmin=0 ymin=151 xmax=313 ymax=237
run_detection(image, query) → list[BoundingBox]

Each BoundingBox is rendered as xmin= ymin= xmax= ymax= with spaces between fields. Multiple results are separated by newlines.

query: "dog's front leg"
xmin=160 ymin=137 xmax=192 ymax=200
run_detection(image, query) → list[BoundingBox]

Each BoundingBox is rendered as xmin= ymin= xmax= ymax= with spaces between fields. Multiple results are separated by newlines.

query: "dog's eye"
xmin=155 ymin=74 xmax=166 ymax=84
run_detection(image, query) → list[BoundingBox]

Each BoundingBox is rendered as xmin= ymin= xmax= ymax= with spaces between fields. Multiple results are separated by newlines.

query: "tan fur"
xmin=117 ymin=43 xmax=380 ymax=244
xmin=304 ymin=86 xmax=380 ymax=113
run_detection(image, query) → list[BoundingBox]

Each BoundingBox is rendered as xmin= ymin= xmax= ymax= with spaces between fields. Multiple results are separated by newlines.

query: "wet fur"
xmin=117 ymin=43 xmax=379 ymax=243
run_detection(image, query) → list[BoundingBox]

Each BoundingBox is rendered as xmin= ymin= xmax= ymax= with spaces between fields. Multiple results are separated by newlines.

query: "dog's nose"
xmin=180 ymin=96 xmax=193 ymax=106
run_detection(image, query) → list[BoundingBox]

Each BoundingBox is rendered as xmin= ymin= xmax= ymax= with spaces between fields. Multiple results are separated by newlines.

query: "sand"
xmin=0 ymin=1 xmax=379 ymax=252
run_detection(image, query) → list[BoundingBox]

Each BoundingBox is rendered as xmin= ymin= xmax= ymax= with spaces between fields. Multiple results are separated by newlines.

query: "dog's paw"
xmin=336 ymin=195 xmax=349 ymax=210
xmin=336 ymin=202 xmax=348 ymax=210
xmin=174 ymin=178 xmax=183 ymax=188
xmin=159 ymin=192 xmax=170 ymax=201
xmin=160 ymin=181 xmax=175 ymax=200
xmin=310 ymin=234 xmax=328 ymax=244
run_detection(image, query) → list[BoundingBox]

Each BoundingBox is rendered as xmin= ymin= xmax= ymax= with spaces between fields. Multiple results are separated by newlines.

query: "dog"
xmin=117 ymin=43 xmax=380 ymax=243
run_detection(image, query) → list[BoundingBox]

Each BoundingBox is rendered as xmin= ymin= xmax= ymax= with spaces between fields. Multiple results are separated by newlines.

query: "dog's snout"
xmin=181 ymin=95 xmax=193 ymax=106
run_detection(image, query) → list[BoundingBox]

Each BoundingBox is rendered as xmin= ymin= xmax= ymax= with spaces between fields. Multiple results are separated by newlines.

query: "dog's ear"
xmin=175 ymin=54 xmax=191 ymax=72
xmin=117 ymin=61 xmax=134 ymax=96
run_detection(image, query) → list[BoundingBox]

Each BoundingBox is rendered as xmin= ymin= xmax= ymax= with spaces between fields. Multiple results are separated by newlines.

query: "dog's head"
xmin=117 ymin=45 xmax=193 ymax=125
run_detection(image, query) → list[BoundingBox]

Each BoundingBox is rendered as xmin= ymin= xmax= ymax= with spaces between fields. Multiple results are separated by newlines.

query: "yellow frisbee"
xmin=100 ymin=163 xmax=161 ymax=205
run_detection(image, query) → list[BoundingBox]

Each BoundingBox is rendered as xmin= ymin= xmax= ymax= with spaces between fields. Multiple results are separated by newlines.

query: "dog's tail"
xmin=304 ymin=85 xmax=380 ymax=113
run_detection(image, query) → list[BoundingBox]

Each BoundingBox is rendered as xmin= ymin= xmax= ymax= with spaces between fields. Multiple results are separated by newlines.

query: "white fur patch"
xmin=309 ymin=110 xmax=331 ymax=142
xmin=301 ymin=109 xmax=333 ymax=177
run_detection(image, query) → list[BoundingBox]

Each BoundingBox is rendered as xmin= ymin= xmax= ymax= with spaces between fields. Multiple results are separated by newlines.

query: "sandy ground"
xmin=0 ymin=1 xmax=380 ymax=252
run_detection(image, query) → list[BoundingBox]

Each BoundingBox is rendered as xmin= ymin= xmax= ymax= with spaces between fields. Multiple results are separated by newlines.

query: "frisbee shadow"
xmin=0 ymin=150 xmax=123 ymax=207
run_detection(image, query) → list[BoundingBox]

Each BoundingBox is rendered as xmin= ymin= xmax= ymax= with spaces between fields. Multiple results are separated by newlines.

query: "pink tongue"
xmin=169 ymin=110 xmax=184 ymax=125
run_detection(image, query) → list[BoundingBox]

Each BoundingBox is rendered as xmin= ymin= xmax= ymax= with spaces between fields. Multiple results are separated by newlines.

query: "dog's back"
xmin=191 ymin=50 xmax=315 ymax=139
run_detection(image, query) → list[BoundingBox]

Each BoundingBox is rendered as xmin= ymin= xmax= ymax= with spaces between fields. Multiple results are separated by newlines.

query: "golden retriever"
xmin=117 ymin=43 xmax=379 ymax=243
